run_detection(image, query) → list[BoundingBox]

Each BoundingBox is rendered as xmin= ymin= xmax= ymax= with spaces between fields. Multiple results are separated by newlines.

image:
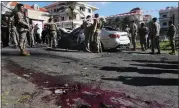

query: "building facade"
xmin=2 ymin=2 xmax=50 ymax=37
xmin=44 ymin=2 xmax=98 ymax=28
xmin=105 ymin=8 xmax=152 ymax=29
xmin=8 ymin=2 xmax=50 ymax=23
xmin=159 ymin=7 xmax=179 ymax=35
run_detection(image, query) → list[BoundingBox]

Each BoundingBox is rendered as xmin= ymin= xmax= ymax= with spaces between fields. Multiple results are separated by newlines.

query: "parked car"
xmin=100 ymin=26 xmax=130 ymax=50
xmin=58 ymin=27 xmax=85 ymax=50
xmin=57 ymin=26 xmax=130 ymax=51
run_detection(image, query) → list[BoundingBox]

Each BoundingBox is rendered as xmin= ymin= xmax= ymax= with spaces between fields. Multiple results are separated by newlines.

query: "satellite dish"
xmin=33 ymin=4 xmax=39 ymax=10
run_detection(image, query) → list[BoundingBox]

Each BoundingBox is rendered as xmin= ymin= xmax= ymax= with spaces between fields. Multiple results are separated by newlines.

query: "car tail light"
xmin=109 ymin=34 xmax=120 ymax=38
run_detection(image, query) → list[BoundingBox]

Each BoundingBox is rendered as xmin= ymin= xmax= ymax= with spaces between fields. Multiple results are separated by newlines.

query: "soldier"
xmin=42 ymin=25 xmax=48 ymax=44
xmin=1 ymin=15 xmax=9 ymax=47
xmin=116 ymin=25 xmax=120 ymax=31
xmin=167 ymin=21 xmax=176 ymax=55
xmin=14 ymin=3 xmax=30 ymax=56
xmin=124 ymin=25 xmax=131 ymax=44
xmin=83 ymin=15 xmax=93 ymax=52
xmin=46 ymin=17 xmax=58 ymax=48
xmin=34 ymin=24 xmax=41 ymax=44
xmin=91 ymin=13 xmax=102 ymax=53
xmin=100 ymin=17 xmax=106 ymax=29
xmin=138 ymin=23 xmax=149 ymax=51
xmin=29 ymin=19 xmax=35 ymax=47
xmin=150 ymin=17 xmax=161 ymax=54
xmin=130 ymin=20 xmax=138 ymax=51
xmin=10 ymin=17 xmax=18 ymax=48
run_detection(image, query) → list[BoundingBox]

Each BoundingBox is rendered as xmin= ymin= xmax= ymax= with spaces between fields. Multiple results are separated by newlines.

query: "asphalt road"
xmin=1 ymin=47 xmax=178 ymax=108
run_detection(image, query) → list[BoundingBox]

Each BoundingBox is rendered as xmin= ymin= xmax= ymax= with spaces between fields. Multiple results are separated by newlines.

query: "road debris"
xmin=83 ymin=67 xmax=88 ymax=70
xmin=44 ymin=81 xmax=49 ymax=84
xmin=55 ymin=89 xmax=66 ymax=94
xmin=23 ymin=74 xmax=30 ymax=78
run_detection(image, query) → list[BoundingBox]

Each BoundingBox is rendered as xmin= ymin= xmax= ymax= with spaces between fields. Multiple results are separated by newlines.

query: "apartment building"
xmin=106 ymin=8 xmax=148 ymax=28
xmin=159 ymin=6 xmax=179 ymax=35
xmin=44 ymin=2 xmax=98 ymax=28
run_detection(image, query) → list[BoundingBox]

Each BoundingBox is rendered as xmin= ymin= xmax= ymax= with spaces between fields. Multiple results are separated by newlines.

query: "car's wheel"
xmin=110 ymin=48 xmax=117 ymax=52
xmin=126 ymin=47 xmax=130 ymax=51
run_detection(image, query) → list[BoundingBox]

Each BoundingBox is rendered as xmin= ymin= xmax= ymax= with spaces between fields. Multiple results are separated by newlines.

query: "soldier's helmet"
xmin=152 ymin=17 xmax=157 ymax=22
xmin=86 ymin=15 xmax=91 ymax=19
xmin=94 ymin=13 xmax=99 ymax=18
xmin=169 ymin=20 xmax=173 ymax=24
xmin=100 ymin=17 xmax=106 ymax=22
xmin=17 ymin=3 xmax=24 ymax=10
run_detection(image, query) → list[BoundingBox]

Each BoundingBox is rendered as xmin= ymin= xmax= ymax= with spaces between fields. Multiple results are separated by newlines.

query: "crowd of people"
xmin=121 ymin=18 xmax=177 ymax=55
xmin=1 ymin=3 xmax=177 ymax=56
xmin=1 ymin=3 xmax=59 ymax=56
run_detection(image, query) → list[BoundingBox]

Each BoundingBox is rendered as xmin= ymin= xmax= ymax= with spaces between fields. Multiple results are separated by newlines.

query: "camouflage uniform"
xmin=91 ymin=18 xmax=102 ymax=53
xmin=150 ymin=22 xmax=161 ymax=54
xmin=10 ymin=17 xmax=19 ymax=47
xmin=83 ymin=19 xmax=92 ymax=52
xmin=47 ymin=22 xmax=58 ymax=48
xmin=167 ymin=24 xmax=176 ymax=54
xmin=130 ymin=23 xmax=138 ymax=50
xmin=14 ymin=11 xmax=29 ymax=55
xmin=138 ymin=26 xmax=149 ymax=51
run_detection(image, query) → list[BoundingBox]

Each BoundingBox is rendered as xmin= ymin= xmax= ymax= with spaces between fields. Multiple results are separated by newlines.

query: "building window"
xmin=163 ymin=22 xmax=167 ymax=26
xmin=80 ymin=7 xmax=85 ymax=11
xmin=61 ymin=17 xmax=65 ymax=21
xmin=54 ymin=19 xmax=58 ymax=22
xmin=88 ymin=9 xmax=91 ymax=13
xmin=162 ymin=14 xmax=167 ymax=18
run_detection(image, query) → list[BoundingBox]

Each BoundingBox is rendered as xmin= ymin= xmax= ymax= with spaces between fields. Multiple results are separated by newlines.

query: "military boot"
xmin=21 ymin=50 xmax=30 ymax=56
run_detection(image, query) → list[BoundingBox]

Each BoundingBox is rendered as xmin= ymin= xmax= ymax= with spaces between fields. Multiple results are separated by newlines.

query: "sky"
xmin=21 ymin=1 xmax=178 ymax=18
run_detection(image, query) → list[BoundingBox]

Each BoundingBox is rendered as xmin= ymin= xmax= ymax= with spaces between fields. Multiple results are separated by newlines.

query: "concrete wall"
xmin=27 ymin=9 xmax=50 ymax=23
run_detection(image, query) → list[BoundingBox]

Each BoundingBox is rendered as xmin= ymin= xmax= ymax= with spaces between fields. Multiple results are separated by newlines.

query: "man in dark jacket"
xmin=138 ymin=23 xmax=149 ymax=51
xmin=1 ymin=15 xmax=9 ymax=47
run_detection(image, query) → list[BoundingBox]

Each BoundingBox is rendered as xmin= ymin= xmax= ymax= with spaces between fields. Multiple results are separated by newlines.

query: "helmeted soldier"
xmin=167 ymin=21 xmax=176 ymax=55
xmin=14 ymin=3 xmax=30 ymax=56
xmin=91 ymin=13 xmax=102 ymax=53
xmin=46 ymin=17 xmax=58 ymax=48
xmin=130 ymin=20 xmax=138 ymax=51
xmin=150 ymin=17 xmax=161 ymax=54
xmin=83 ymin=15 xmax=93 ymax=52
xmin=138 ymin=23 xmax=149 ymax=51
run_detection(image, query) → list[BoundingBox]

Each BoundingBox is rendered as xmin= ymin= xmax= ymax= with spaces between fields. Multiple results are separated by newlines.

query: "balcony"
xmin=159 ymin=17 xmax=170 ymax=21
